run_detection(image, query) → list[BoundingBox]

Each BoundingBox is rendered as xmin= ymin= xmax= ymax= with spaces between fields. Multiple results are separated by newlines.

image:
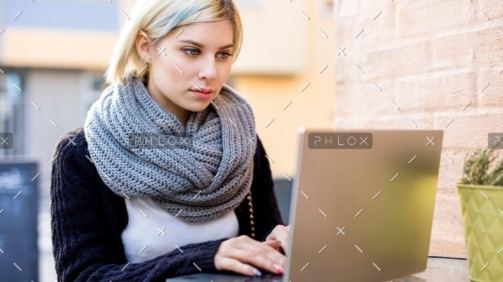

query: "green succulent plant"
xmin=462 ymin=148 xmax=503 ymax=186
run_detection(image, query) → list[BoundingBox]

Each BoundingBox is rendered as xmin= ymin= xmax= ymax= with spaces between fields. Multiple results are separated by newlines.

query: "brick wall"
xmin=333 ymin=0 xmax=503 ymax=257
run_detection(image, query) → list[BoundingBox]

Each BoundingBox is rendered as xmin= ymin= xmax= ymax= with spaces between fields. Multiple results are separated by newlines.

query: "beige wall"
xmin=2 ymin=28 xmax=117 ymax=70
xmin=233 ymin=1 xmax=336 ymax=179
xmin=333 ymin=0 xmax=503 ymax=257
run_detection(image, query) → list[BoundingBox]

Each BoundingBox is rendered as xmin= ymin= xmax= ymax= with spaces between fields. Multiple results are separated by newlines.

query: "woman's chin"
xmin=185 ymin=102 xmax=212 ymax=113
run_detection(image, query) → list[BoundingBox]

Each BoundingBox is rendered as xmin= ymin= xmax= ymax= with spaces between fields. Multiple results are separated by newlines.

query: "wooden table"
xmin=389 ymin=257 xmax=469 ymax=282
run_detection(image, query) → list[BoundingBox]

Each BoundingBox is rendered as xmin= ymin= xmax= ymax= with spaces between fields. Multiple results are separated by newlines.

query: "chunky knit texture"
xmin=83 ymin=75 xmax=257 ymax=222
xmin=50 ymin=127 xmax=284 ymax=282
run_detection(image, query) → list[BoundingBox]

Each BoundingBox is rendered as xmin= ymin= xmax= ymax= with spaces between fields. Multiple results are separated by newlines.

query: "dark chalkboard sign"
xmin=0 ymin=160 xmax=39 ymax=282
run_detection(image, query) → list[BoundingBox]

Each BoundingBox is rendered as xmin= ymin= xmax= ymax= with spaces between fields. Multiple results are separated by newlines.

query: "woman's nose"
xmin=198 ymin=58 xmax=218 ymax=81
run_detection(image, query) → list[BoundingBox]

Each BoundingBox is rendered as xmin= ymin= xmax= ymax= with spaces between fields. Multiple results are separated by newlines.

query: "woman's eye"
xmin=184 ymin=49 xmax=199 ymax=56
xmin=217 ymin=52 xmax=233 ymax=59
xmin=183 ymin=49 xmax=232 ymax=58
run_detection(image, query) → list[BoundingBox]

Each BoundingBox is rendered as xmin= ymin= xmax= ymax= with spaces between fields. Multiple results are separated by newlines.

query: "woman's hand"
xmin=214 ymin=235 xmax=286 ymax=276
xmin=265 ymin=224 xmax=291 ymax=255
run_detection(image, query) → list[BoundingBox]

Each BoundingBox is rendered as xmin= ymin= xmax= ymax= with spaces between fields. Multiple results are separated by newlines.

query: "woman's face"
xmin=136 ymin=20 xmax=235 ymax=126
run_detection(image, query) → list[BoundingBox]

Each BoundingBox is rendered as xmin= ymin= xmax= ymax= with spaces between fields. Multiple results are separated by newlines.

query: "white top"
xmin=121 ymin=197 xmax=239 ymax=263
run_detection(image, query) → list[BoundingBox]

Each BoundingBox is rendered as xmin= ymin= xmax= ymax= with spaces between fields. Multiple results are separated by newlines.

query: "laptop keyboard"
xmin=230 ymin=273 xmax=283 ymax=282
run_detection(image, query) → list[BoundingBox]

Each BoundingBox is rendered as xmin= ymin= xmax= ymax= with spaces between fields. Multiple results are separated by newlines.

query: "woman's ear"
xmin=135 ymin=30 xmax=153 ymax=63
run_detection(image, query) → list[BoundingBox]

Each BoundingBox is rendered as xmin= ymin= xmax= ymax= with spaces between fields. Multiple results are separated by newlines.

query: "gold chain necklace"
xmin=246 ymin=191 xmax=256 ymax=238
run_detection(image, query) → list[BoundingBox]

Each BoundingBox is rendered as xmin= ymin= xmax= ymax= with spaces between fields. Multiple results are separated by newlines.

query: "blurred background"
xmin=0 ymin=0 xmax=502 ymax=281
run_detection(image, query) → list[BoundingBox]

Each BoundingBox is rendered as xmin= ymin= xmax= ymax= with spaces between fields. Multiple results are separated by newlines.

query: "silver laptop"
xmin=166 ymin=128 xmax=444 ymax=282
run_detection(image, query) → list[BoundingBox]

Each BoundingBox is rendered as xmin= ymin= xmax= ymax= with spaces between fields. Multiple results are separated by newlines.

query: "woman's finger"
xmin=274 ymin=230 xmax=289 ymax=254
xmin=280 ymin=239 xmax=288 ymax=255
xmin=217 ymin=257 xmax=262 ymax=277
xmin=262 ymin=239 xmax=281 ymax=250
xmin=234 ymin=248 xmax=284 ymax=274
xmin=263 ymin=240 xmax=286 ymax=255
xmin=225 ymin=240 xmax=285 ymax=274
xmin=242 ymin=238 xmax=285 ymax=265
xmin=265 ymin=225 xmax=283 ymax=241
xmin=283 ymin=225 xmax=291 ymax=254
xmin=266 ymin=226 xmax=290 ymax=255
xmin=235 ymin=236 xmax=285 ymax=266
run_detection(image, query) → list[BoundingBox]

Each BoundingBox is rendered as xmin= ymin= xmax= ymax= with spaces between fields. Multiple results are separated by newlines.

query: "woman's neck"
xmin=144 ymin=79 xmax=190 ymax=128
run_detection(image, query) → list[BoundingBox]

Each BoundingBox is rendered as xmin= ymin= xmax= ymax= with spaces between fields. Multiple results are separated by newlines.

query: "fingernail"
xmin=276 ymin=240 xmax=282 ymax=246
xmin=251 ymin=268 xmax=262 ymax=276
xmin=273 ymin=263 xmax=284 ymax=274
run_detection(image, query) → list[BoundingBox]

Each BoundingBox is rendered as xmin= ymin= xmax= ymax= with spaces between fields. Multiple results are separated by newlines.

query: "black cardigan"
xmin=50 ymin=127 xmax=284 ymax=282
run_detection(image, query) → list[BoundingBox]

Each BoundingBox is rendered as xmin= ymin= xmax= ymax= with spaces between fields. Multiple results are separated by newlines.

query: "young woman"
xmin=50 ymin=0 xmax=290 ymax=281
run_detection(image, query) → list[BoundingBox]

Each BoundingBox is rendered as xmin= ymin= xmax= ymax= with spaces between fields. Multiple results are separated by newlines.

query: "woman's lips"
xmin=190 ymin=90 xmax=213 ymax=99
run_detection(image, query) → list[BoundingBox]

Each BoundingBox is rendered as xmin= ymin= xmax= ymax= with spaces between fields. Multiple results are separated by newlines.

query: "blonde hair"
xmin=104 ymin=0 xmax=243 ymax=86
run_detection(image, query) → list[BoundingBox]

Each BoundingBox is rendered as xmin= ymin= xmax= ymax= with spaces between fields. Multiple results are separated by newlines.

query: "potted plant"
xmin=457 ymin=148 xmax=503 ymax=282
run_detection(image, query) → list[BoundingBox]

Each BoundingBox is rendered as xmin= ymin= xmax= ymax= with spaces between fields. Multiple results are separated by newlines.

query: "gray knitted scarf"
xmin=83 ymin=75 xmax=257 ymax=222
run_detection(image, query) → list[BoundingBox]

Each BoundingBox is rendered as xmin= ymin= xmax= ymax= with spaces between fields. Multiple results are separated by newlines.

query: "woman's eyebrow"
xmin=178 ymin=39 xmax=233 ymax=49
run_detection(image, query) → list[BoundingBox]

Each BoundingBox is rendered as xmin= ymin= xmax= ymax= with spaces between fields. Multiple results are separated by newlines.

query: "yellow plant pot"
xmin=456 ymin=183 xmax=503 ymax=282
